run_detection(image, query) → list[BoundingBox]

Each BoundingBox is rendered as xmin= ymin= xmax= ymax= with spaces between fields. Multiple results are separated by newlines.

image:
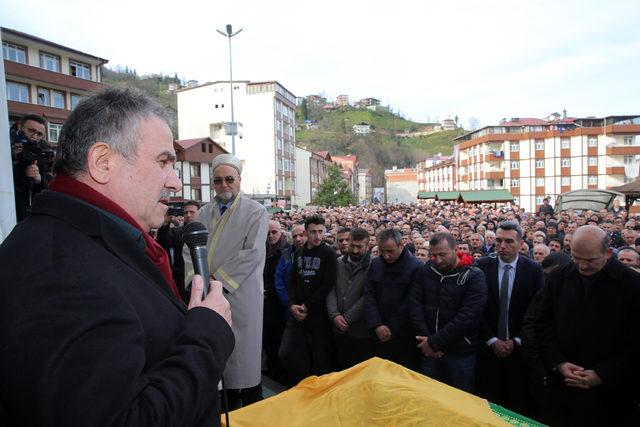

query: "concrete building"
xmin=453 ymin=115 xmax=640 ymax=212
xmin=441 ymin=118 xmax=457 ymax=131
xmin=294 ymin=146 xmax=312 ymax=208
xmin=352 ymin=123 xmax=372 ymax=135
xmin=173 ymin=137 xmax=228 ymax=203
xmin=358 ymin=168 xmax=373 ymax=204
xmin=417 ymin=157 xmax=456 ymax=192
xmin=336 ymin=94 xmax=349 ymax=107
xmin=177 ymin=80 xmax=297 ymax=206
xmin=385 ymin=167 xmax=418 ymax=204
xmin=2 ymin=27 xmax=107 ymax=143
xmin=332 ymin=155 xmax=359 ymax=195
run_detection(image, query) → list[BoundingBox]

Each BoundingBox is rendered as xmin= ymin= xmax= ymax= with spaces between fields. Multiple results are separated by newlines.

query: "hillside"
xmin=295 ymin=106 xmax=466 ymax=187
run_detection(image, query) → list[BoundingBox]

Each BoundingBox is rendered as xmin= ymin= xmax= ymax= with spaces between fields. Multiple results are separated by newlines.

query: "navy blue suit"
xmin=475 ymin=255 xmax=543 ymax=416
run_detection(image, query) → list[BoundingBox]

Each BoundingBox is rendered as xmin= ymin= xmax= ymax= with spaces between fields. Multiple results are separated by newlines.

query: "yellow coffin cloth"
xmin=221 ymin=357 xmax=513 ymax=426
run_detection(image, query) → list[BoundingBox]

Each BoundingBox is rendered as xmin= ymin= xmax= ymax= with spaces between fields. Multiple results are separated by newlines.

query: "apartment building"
xmin=177 ymin=80 xmax=297 ymax=206
xmin=174 ymin=137 xmax=228 ymax=203
xmin=358 ymin=168 xmax=373 ymax=203
xmin=385 ymin=167 xmax=418 ymax=204
xmin=2 ymin=27 xmax=107 ymax=143
xmin=453 ymin=115 xmax=640 ymax=212
xmin=417 ymin=157 xmax=456 ymax=192
xmin=332 ymin=155 xmax=359 ymax=195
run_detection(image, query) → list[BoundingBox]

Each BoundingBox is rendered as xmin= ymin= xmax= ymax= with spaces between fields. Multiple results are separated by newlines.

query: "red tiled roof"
xmin=174 ymin=137 xmax=227 ymax=153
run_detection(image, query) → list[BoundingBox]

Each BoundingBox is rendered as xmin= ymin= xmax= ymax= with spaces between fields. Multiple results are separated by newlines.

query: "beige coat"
xmin=185 ymin=193 xmax=268 ymax=388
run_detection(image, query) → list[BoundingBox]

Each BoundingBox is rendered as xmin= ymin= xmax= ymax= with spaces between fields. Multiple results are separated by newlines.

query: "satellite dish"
xmin=624 ymin=155 xmax=640 ymax=179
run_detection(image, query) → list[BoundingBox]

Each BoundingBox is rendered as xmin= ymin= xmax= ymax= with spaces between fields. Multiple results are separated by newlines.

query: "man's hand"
xmin=559 ymin=362 xmax=602 ymax=389
xmin=290 ymin=304 xmax=307 ymax=322
xmin=416 ymin=336 xmax=444 ymax=358
xmin=11 ymin=144 xmax=23 ymax=160
xmin=490 ymin=339 xmax=514 ymax=358
xmin=26 ymin=162 xmax=41 ymax=184
xmin=333 ymin=315 xmax=349 ymax=332
xmin=188 ymin=274 xmax=232 ymax=326
xmin=375 ymin=325 xmax=392 ymax=342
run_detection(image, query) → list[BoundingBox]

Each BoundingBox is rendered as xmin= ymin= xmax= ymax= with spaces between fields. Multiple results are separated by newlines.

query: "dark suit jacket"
xmin=0 ymin=191 xmax=235 ymax=426
xmin=476 ymin=255 xmax=544 ymax=347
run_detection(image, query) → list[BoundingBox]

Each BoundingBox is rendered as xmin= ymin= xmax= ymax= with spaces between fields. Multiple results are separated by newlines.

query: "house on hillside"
xmin=174 ymin=137 xmax=228 ymax=203
xmin=336 ymin=95 xmax=349 ymax=107
xmin=352 ymin=122 xmax=373 ymax=135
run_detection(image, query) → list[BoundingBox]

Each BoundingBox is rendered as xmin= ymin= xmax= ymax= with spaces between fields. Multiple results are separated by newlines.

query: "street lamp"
xmin=216 ymin=24 xmax=243 ymax=155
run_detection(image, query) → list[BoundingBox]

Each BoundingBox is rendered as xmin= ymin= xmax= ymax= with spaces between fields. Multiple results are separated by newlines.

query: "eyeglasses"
xmin=213 ymin=176 xmax=236 ymax=185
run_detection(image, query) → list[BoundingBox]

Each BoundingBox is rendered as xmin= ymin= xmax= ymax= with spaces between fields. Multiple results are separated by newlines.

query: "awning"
xmin=555 ymin=189 xmax=622 ymax=212
xmin=266 ymin=207 xmax=283 ymax=214
xmin=434 ymin=191 xmax=461 ymax=201
xmin=417 ymin=191 xmax=436 ymax=199
xmin=459 ymin=189 xmax=514 ymax=203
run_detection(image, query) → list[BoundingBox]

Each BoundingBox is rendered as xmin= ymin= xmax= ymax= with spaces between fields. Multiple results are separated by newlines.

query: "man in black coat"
xmin=475 ymin=220 xmax=544 ymax=416
xmin=364 ymin=228 xmax=422 ymax=371
xmin=535 ymin=225 xmax=640 ymax=426
xmin=0 ymin=87 xmax=234 ymax=426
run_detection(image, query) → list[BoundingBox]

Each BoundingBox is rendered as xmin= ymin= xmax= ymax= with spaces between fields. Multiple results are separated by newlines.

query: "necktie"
xmin=498 ymin=264 xmax=511 ymax=340
xmin=220 ymin=205 xmax=227 ymax=216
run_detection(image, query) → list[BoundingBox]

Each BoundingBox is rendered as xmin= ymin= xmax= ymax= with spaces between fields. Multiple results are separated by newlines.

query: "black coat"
xmin=0 ymin=191 xmax=235 ymax=426
xmin=537 ymin=257 xmax=640 ymax=425
xmin=476 ymin=255 xmax=544 ymax=345
xmin=409 ymin=262 xmax=487 ymax=355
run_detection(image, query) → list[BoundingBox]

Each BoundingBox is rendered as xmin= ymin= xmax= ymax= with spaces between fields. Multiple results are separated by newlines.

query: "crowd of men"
xmin=3 ymin=89 xmax=639 ymax=426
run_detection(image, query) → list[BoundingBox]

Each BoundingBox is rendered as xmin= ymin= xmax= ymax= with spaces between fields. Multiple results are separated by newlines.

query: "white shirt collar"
xmin=498 ymin=255 xmax=519 ymax=271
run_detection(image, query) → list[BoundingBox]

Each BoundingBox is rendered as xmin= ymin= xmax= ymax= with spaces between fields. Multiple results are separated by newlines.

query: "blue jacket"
xmin=274 ymin=245 xmax=295 ymax=317
xmin=364 ymin=248 xmax=422 ymax=341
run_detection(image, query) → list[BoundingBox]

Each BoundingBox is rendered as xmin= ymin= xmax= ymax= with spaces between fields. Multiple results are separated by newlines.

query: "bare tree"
xmin=468 ymin=117 xmax=481 ymax=131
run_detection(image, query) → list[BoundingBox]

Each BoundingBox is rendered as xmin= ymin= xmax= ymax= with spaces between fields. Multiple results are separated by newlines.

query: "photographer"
xmin=11 ymin=114 xmax=54 ymax=221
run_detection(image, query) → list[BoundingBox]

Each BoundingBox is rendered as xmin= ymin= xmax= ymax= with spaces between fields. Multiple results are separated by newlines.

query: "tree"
xmin=314 ymin=165 xmax=357 ymax=207
xmin=468 ymin=117 xmax=481 ymax=131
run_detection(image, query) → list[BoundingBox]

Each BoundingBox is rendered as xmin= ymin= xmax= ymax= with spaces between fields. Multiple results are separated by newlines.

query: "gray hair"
xmin=54 ymin=87 xmax=170 ymax=176
xmin=378 ymin=228 xmax=402 ymax=246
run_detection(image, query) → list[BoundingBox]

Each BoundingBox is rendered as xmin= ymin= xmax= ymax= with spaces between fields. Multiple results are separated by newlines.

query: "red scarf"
xmin=49 ymin=173 xmax=181 ymax=300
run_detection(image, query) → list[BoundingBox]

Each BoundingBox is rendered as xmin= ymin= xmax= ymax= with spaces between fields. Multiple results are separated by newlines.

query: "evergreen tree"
xmin=314 ymin=165 xmax=357 ymax=207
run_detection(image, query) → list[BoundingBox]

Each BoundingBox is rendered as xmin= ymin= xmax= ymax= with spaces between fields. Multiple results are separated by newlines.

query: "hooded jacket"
xmin=410 ymin=261 xmax=487 ymax=356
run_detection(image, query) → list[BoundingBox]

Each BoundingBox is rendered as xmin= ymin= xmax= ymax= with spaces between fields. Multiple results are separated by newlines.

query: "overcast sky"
xmin=2 ymin=0 xmax=639 ymax=128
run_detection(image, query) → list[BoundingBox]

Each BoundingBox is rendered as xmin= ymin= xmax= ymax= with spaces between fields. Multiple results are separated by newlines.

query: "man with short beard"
xmin=336 ymin=227 xmax=351 ymax=256
xmin=185 ymin=153 xmax=269 ymax=410
xmin=327 ymin=228 xmax=375 ymax=369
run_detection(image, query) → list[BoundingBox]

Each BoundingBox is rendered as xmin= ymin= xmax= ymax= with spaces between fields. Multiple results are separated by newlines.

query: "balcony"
xmin=484 ymin=150 xmax=504 ymax=162
xmin=4 ymin=60 xmax=105 ymax=92
xmin=606 ymin=166 xmax=625 ymax=175
xmin=606 ymin=145 xmax=640 ymax=156
xmin=484 ymin=170 xmax=504 ymax=180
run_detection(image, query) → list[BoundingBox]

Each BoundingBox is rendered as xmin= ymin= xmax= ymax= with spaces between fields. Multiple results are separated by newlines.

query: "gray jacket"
xmin=327 ymin=253 xmax=373 ymax=338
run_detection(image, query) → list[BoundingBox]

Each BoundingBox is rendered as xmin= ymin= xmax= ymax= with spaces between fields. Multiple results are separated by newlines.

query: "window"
xmin=6 ymin=81 xmax=29 ymax=102
xmin=561 ymin=176 xmax=570 ymax=186
xmin=510 ymin=160 xmax=519 ymax=169
xmin=535 ymin=159 xmax=545 ymax=168
xmin=52 ymin=90 xmax=65 ymax=109
xmin=510 ymin=179 xmax=520 ymax=187
xmin=3 ymin=42 xmax=26 ymax=63
xmin=37 ymin=88 xmax=50 ymax=106
xmin=536 ymin=177 xmax=544 ymax=187
xmin=588 ymin=136 xmax=598 ymax=147
xmin=561 ymin=138 xmax=570 ymax=149
xmin=69 ymin=60 xmax=91 ymax=80
xmin=536 ymin=196 xmax=544 ymax=205
xmin=510 ymin=141 xmax=519 ymax=152
xmin=201 ymin=143 xmax=206 ymax=152
xmin=624 ymin=136 xmax=635 ymax=146
xmin=624 ymin=155 xmax=635 ymax=165
xmin=70 ymin=94 xmax=83 ymax=110
xmin=588 ymin=175 xmax=598 ymax=185
xmin=40 ymin=52 xmax=61 ymax=72
xmin=48 ymin=123 xmax=63 ymax=143
xmin=190 ymin=163 xmax=201 ymax=177
xmin=191 ymin=188 xmax=202 ymax=200
xmin=535 ymin=140 xmax=544 ymax=150
xmin=561 ymin=158 xmax=570 ymax=167
xmin=513 ymin=196 xmax=520 ymax=206
xmin=588 ymin=156 xmax=597 ymax=166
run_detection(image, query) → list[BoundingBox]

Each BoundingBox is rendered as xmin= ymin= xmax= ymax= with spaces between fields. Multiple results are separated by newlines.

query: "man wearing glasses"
xmin=10 ymin=114 xmax=53 ymax=221
xmin=184 ymin=153 xmax=269 ymax=410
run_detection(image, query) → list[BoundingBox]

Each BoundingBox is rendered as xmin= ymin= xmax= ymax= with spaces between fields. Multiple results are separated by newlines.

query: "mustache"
xmin=159 ymin=189 xmax=172 ymax=201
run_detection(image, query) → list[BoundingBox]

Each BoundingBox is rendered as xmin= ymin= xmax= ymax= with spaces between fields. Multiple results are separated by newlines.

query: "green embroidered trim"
xmin=488 ymin=402 xmax=548 ymax=427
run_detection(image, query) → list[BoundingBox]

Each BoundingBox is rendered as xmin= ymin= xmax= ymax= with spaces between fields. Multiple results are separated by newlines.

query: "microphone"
xmin=183 ymin=222 xmax=210 ymax=297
